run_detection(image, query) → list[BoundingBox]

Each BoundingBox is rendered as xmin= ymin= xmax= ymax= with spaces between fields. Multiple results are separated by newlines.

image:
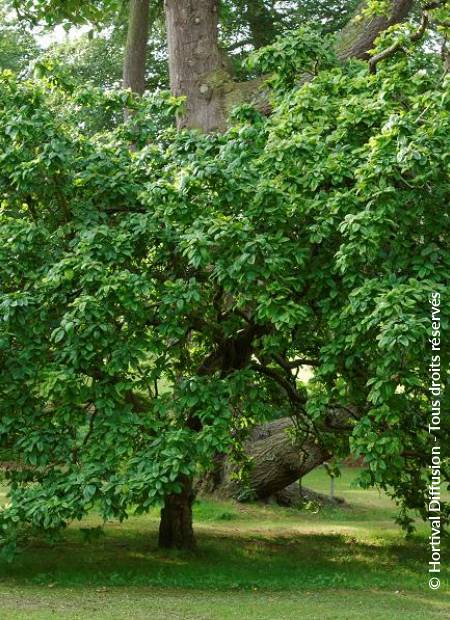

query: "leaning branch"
xmin=368 ymin=9 xmax=429 ymax=73
xmin=227 ymin=1 xmax=416 ymax=117
xmin=367 ymin=1 xmax=449 ymax=74
xmin=335 ymin=0 xmax=415 ymax=60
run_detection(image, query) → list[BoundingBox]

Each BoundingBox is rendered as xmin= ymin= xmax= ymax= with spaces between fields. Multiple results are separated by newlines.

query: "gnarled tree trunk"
xmin=197 ymin=404 xmax=358 ymax=505
xmin=224 ymin=417 xmax=330 ymax=499
xmin=200 ymin=417 xmax=331 ymax=501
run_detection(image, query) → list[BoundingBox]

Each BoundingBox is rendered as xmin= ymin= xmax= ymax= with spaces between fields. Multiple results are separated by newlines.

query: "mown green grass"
xmin=0 ymin=467 xmax=448 ymax=619
xmin=1 ymin=587 xmax=448 ymax=620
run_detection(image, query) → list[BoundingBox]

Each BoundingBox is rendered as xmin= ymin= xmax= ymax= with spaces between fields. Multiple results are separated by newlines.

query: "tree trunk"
xmin=197 ymin=404 xmax=358 ymax=502
xmin=158 ymin=0 xmax=228 ymax=551
xmin=197 ymin=417 xmax=333 ymax=501
xmin=164 ymin=0 xmax=227 ymax=131
xmin=158 ymin=474 xmax=196 ymax=550
xmin=123 ymin=0 xmax=151 ymax=94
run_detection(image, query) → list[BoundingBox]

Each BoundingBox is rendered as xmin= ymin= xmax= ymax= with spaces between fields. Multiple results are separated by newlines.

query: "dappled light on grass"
xmin=0 ymin=469 xmax=447 ymax=594
xmin=0 ymin=468 xmax=449 ymax=618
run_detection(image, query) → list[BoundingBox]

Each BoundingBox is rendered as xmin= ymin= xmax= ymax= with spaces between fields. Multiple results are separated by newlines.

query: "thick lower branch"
xmin=199 ymin=406 xmax=356 ymax=500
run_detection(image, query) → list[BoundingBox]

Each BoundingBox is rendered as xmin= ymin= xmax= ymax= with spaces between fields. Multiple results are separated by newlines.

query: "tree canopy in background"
xmin=0 ymin=2 xmax=39 ymax=74
xmin=2 ymin=1 xmax=361 ymax=92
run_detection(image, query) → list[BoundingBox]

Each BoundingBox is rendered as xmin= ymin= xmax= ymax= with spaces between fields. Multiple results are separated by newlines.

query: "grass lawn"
xmin=0 ymin=467 xmax=448 ymax=619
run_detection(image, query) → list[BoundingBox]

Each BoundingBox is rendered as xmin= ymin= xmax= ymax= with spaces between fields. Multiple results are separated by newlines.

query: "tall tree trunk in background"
xmin=123 ymin=0 xmax=151 ymax=94
xmin=164 ymin=0 xmax=227 ymax=131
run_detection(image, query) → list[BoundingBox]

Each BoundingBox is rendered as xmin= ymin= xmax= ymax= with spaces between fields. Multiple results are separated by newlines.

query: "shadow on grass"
xmin=1 ymin=523 xmax=446 ymax=592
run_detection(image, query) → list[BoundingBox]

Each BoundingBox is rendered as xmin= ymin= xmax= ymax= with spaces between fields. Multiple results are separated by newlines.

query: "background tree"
xmin=0 ymin=1 xmax=39 ymax=73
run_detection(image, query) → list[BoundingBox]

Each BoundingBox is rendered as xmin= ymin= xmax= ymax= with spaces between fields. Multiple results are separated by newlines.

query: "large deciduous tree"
xmin=0 ymin=0 xmax=449 ymax=556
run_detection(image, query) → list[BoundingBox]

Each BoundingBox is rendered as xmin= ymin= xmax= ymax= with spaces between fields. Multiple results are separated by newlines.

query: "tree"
xmin=155 ymin=0 xmax=430 ymax=548
xmin=0 ymin=1 xmax=449 ymax=557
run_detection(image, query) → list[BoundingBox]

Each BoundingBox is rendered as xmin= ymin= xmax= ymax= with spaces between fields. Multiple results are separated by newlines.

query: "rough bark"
xmin=234 ymin=417 xmax=330 ymax=499
xmin=123 ymin=0 xmax=151 ymax=94
xmin=158 ymin=474 xmax=196 ymax=549
xmin=164 ymin=0 xmax=228 ymax=131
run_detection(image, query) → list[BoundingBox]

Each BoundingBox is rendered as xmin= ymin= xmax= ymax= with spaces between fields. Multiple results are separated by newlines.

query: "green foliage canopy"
xmin=0 ymin=23 xmax=449 ymax=554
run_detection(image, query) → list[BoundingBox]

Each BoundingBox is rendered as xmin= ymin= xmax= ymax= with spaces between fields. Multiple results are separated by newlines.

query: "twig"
xmin=272 ymin=355 xmax=318 ymax=369
xmin=251 ymin=362 xmax=307 ymax=406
